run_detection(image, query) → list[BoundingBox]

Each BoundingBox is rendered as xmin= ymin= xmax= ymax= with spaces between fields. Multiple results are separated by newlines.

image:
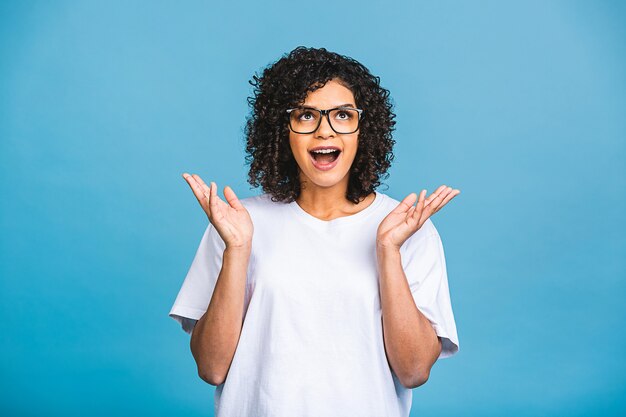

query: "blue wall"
xmin=1 ymin=1 xmax=624 ymax=416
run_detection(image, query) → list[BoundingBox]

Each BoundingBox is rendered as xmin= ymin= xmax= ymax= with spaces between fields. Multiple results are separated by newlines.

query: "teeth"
xmin=311 ymin=149 xmax=338 ymax=154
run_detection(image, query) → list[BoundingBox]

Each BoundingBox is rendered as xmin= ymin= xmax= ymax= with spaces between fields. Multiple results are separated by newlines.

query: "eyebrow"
xmin=300 ymin=103 xmax=356 ymax=110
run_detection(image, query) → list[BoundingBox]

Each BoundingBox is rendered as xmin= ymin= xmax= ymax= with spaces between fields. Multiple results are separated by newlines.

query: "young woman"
xmin=169 ymin=46 xmax=460 ymax=417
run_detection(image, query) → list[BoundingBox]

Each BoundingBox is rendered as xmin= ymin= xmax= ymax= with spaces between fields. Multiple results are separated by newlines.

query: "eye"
xmin=299 ymin=110 xmax=315 ymax=121
xmin=335 ymin=110 xmax=353 ymax=120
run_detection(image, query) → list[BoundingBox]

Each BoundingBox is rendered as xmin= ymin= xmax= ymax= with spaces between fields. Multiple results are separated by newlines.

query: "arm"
xmin=375 ymin=185 xmax=459 ymax=388
xmin=377 ymin=244 xmax=442 ymax=389
xmin=190 ymin=243 xmax=251 ymax=386
xmin=181 ymin=174 xmax=254 ymax=386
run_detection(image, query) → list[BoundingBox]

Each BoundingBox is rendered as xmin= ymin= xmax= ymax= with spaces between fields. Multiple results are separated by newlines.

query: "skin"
xmin=376 ymin=185 xmax=459 ymax=387
xmin=180 ymin=77 xmax=461 ymax=388
xmin=288 ymin=78 xmax=376 ymax=218
xmin=181 ymin=177 xmax=252 ymax=385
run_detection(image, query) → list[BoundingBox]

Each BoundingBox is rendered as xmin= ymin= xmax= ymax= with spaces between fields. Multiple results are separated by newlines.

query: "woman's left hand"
xmin=376 ymin=185 xmax=460 ymax=251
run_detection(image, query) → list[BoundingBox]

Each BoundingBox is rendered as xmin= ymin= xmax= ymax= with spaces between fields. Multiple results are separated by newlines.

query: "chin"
xmin=296 ymin=151 xmax=355 ymax=190
xmin=301 ymin=168 xmax=350 ymax=189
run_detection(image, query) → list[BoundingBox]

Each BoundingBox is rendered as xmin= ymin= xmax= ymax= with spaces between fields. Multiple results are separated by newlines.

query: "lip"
xmin=308 ymin=149 xmax=341 ymax=171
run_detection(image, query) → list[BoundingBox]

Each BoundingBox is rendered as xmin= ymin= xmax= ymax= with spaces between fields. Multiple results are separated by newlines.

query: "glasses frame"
xmin=286 ymin=106 xmax=364 ymax=134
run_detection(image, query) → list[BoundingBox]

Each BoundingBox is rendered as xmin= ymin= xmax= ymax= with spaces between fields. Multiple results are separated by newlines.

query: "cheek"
xmin=288 ymin=138 xmax=308 ymax=163
xmin=288 ymin=136 xmax=299 ymax=154
xmin=343 ymin=137 xmax=360 ymax=161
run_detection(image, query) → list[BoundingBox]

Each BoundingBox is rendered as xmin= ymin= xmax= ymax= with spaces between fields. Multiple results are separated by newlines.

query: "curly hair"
xmin=244 ymin=46 xmax=396 ymax=204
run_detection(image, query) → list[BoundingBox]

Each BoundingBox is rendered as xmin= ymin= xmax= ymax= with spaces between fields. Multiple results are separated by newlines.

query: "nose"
xmin=315 ymin=113 xmax=335 ymax=139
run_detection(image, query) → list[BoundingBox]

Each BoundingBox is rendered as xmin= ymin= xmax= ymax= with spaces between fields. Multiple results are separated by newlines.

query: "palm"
xmin=377 ymin=210 xmax=417 ymax=249
xmin=182 ymin=173 xmax=253 ymax=248
xmin=377 ymin=185 xmax=460 ymax=250
xmin=208 ymin=192 xmax=253 ymax=247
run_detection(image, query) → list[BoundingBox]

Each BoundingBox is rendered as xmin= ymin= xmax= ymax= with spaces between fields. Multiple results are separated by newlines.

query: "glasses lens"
xmin=290 ymin=108 xmax=320 ymax=133
xmin=328 ymin=108 xmax=359 ymax=133
xmin=289 ymin=108 xmax=360 ymax=134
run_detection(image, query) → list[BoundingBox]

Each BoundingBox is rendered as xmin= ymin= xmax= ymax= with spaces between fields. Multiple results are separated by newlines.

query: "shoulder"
xmin=239 ymin=192 xmax=272 ymax=208
xmin=238 ymin=192 xmax=289 ymax=221
xmin=239 ymin=192 xmax=284 ymax=210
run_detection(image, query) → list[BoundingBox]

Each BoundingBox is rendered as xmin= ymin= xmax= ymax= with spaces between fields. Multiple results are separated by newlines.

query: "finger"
xmin=185 ymin=173 xmax=210 ymax=205
xmin=223 ymin=185 xmax=245 ymax=210
xmin=426 ymin=186 xmax=451 ymax=213
xmin=192 ymin=174 xmax=217 ymax=214
xmin=431 ymin=186 xmax=452 ymax=208
xmin=403 ymin=205 xmax=416 ymax=226
xmin=183 ymin=173 xmax=209 ymax=205
xmin=424 ymin=184 xmax=447 ymax=208
xmin=412 ymin=189 xmax=426 ymax=222
xmin=393 ymin=192 xmax=418 ymax=214
xmin=432 ymin=188 xmax=460 ymax=213
xmin=192 ymin=174 xmax=211 ymax=195
xmin=199 ymin=176 xmax=228 ymax=211
xmin=208 ymin=181 xmax=224 ymax=221
xmin=209 ymin=181 xmax=220 ymax=209
xmin=419 ymin=187 xmax=454 ymax=225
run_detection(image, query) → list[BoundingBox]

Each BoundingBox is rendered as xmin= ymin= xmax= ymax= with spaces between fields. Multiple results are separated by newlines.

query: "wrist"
xmin=376 ymin=239 xmax=401 ymax=254
xmin=225 ymin=242 xmax=252 ymax=254
xmin=376 ymin=243 xmax=401 ymax=263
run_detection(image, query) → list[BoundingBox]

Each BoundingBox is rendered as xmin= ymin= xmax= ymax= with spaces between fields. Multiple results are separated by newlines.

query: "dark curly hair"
xmin=244 ymin=46 xmax=396 ymax=204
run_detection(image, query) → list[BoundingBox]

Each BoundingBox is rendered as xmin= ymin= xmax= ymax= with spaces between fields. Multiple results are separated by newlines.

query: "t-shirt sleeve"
xmin=168 ymin=223 xmax=226 ymax=335
xmin=400 ymin=219 xmax=460 ymax=359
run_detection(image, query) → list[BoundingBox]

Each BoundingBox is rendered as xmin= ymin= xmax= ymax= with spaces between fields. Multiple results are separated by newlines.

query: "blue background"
xmin=1 ymin=1 xmax=624 ymax=416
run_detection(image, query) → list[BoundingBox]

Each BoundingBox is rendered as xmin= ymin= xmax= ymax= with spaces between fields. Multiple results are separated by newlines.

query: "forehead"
xmin=302 ymin=79 xmax=356 ymax=107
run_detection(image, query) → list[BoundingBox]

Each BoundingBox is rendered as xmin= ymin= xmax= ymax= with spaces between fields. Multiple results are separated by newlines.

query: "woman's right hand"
xmin=182 ymin=173 xmax=254 ymax=249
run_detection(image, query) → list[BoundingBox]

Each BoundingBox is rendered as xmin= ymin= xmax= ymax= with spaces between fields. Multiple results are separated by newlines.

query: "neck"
xmin=296 ymin=175 xmax=374 ymax=220
xmin=298 ymin=184 xmax=347 ymax=213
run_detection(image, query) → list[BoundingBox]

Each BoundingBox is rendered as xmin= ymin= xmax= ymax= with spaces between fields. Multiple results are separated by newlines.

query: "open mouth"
xmin=309 ymin=149 xmax=341 ymax=165
xmin=308 ymin=149 xmax=341 ymax=171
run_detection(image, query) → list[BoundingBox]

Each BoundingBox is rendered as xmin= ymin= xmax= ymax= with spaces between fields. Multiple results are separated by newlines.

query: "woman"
xmin=169 ymin=46 xmax=460 ymax=417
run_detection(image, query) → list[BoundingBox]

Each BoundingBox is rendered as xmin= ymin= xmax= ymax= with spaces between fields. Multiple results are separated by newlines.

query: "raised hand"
xmin=376 ymin=185 xmax=460 ymax=251
xmin=182 ymin=173 xmax=254 ymax=249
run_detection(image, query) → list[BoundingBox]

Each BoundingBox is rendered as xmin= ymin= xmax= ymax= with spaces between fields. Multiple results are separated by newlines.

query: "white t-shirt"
xmin=169 ymin=191 xmax=459 ymax=417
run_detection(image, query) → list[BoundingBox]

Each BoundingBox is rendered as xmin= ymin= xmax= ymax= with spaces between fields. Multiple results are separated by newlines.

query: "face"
xmin=288 ymin=78 xmax=360 ymax=191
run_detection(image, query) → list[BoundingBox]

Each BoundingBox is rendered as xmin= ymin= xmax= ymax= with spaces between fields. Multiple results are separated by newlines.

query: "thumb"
xmin=223 ymin=185 xmax=244 ymax=210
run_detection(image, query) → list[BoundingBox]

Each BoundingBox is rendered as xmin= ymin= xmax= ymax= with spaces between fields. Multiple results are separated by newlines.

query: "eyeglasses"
xmin=286 ymin=106 xmax=364 ymax=134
